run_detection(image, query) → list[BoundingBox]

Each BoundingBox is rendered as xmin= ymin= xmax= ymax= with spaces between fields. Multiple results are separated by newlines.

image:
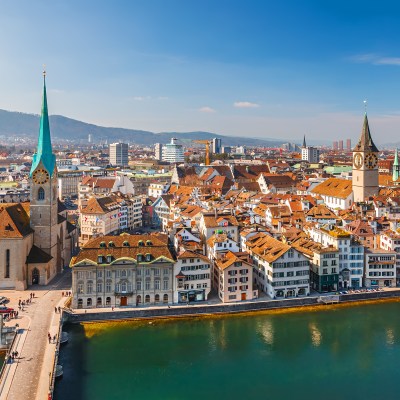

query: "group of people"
xmin=61 ymin=292 xmax=71 ymax=297
xmin=54 ymin=306 xmax=62 ymax=313
xmin=7 ymin=351 xmax=19 ymax=364
xmin=18 ymin=294 xmax=34 ymax=311
xmin=47 ymin=332 xmax=57 ymax=344
xmin=3 ymin=311 xmax=18 ymax=321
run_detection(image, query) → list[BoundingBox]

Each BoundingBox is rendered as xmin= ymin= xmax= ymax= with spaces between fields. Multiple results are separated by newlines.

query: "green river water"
xmin=54 ymin=302 xmax=400 ymax=400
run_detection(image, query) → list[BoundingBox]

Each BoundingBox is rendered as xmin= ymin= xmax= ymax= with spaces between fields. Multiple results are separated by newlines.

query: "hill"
xmin=0 ymin=109 xmax=284 ymax=147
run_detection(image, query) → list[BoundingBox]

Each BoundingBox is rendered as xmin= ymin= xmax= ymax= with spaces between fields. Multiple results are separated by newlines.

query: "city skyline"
xmin=2 ymin=1 xmax=400 ymax=142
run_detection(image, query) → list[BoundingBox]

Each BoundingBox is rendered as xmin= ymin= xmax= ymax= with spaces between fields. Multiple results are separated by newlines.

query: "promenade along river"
xmin=55 ymin=302 xmax=400 ymax=400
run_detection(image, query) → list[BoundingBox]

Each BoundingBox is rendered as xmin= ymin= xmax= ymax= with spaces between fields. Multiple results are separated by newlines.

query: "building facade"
xmin=109 ymin=143 xmax=129 ymax=166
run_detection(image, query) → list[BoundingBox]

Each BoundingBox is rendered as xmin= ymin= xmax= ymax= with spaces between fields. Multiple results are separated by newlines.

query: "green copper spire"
xmin=393 ymin=148 xmax=399 ymax=182
xmin=30 ymin=70 xmax=56 ymax=177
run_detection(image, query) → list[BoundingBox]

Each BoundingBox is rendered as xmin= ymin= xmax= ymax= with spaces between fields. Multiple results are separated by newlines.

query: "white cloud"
xmin=350 ymin=53 xmax=400 ymax=66
xmin=234 ymin=101 xmax=260 ymax=108
xmin=199 ymin=106 xmax=216 ymax=113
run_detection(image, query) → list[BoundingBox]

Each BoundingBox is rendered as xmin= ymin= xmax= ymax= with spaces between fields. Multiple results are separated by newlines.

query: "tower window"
xmin=38 ymin=187 xmax=45 ymax=201
xmin=5 ymin=249 xmax=10 ymax=278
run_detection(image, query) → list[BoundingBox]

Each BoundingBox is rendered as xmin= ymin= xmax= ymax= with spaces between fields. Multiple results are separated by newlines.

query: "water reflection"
xmin=308 ymin=322 xmax=322 ymax=347
xmin=257 ymin=320 xmax=274 ymax=346
xmin=386 ymin=328 xmax=395 ymax=346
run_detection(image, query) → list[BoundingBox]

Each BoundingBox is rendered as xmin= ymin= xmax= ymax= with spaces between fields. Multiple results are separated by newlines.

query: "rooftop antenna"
xmin=363 ymin=99 xmax=367 ymax=114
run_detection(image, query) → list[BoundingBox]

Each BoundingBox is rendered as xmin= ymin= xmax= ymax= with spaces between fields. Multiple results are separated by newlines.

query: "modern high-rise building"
xmin=109 ymin=142 xmax=129 ymax=166
xmin=212 ymin=138 xmax=222 ymax=154
xmin=339 ymin=140 xmax=344 ymax=151
xmin=162 ymin=138 xmax=184 ymax=163
xmin=154 ymin=143 xmax=163 ymax=160
xmin=221 ymin=146 xmax=231 ymax=154
xmin=346 ymin=139 xmax=351 ymax=151
xmin=333 ymin=141 xmax=338 ymax=150
xmin=88 ymin=133 xmax=93 ymax=143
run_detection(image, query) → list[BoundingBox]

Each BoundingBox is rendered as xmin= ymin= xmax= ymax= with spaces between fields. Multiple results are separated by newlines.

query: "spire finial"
xmin=43 ymin=64 xmax=46 ymax=79
xmin=363 ymin=99 xmax=367 ymax=114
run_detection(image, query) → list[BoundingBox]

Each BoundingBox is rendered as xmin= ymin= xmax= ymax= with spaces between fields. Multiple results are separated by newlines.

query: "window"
xmin=38 ymin=187 xmax=45 ymax=201
xmin=155 ymin=280 xmax=160 ymax=290
xmin=106 ymin=270 xmax=112 ymax=278
xmin=121 ymin=282 xmax=127 ymax=292
xmin=77 ymin=298 xmax=83 ymax=308
xmin=97 ymin=270 xmax=103 ymax=278
xmin=97 ymin=282 xmax=103 ymax=292
xmin=164 ymin=269 xmax=169 ymax=275
xmin=100 ymin=242 xmax=106 ymax=248
xmin=97 ymin=297 xmax=102 ymax=306
xmin=154 ymin=269 xmax=160 ymax=276
xmin=136 ymin=280 xmax=142 ymax=290
xmin=106 ymin=297 xmax=111 ymax=306
xmin=163 ymin=279 xmax=169 ymax=290
xmin=145 ymin=254 xmax=152 ymax=262
xmin=123 ymin=241 xmax=130 ymax=247
xmin=323 ymin=268 xmax=328 ymax=275
xmin=5 ymin=249 xmax=10 ymax=278
xmin=163 ymin=294 xmax=168 ymax=303
xmin=106 ymin=280 xmax=112 ymax=292
xmin=121 ymin=270 xmax=127 ymax=278
xmin=77 ymin=281 xmax=84 ymax=294
xmin=145 ymin=280 xmax=150 ymax=290
xmin=87 ymin=298 xmax=92 ymax=307
xmin=155 ymin=294 xmax=160 ymax=303
xmin=87 ymin=281 xmax=93 ymax=294
xmin=145 ymin=295 xmax=150 ymax=303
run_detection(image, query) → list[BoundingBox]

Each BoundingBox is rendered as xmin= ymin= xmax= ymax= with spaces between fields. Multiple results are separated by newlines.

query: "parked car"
xmin=0 ymin=297 xmax=8 ymax=304
xmin=0 ymin=306 xmax=14 ymax=314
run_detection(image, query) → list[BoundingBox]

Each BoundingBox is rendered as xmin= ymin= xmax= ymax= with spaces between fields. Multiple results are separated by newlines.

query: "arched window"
xmin=87 ymin=298 xmax=92 ymax=307
xmin=163 ymin=294 xmax=169 ymax=304
xmin=155 ymin=294 xmax=160 ymax=303
xmin=77 ymin=298 xmax=83 ymax=308
xmin=136 ymin=295 xmax=141 ymax=304
xmin=106 ymin=297 xmax=111 ymax=306
xmin=145 ymin=295 xmax=150 ymax=303
xmin=38 ymin=187 xmax=45 ymax=201
xmin=97 ymin=297 xmax=102 ymax=306
xmin=5 ymin=249 xmax=10 ymax=278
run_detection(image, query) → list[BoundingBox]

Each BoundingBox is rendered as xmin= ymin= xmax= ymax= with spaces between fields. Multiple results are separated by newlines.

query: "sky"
xmin=1 ymin=0 xmax=400 ymax=144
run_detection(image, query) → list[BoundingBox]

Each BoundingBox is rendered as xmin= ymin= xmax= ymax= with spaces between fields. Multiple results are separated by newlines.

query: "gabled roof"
xmin=246 ymin=233 xmax=291 ymax=263
xmin=0 ymin=203 xmax=33 ymax=238
xmin=311 ymin=178 xmax=352 ymax=199
xmin=27 ymin=245 xmax=53 ymax=264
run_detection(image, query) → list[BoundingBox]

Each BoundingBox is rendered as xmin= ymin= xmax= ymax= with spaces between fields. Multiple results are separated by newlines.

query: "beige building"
xmin=213 ymin=251 xmax=257 ymax=302
xmin=70 ymin=233 xmax=175 ymax=308
xmin=352 ymin=114 xmax=379 ymax=202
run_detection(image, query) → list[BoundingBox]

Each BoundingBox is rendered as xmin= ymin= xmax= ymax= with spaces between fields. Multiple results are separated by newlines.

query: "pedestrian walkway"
xmin=0 ymin=269 xmax=71 ymax=400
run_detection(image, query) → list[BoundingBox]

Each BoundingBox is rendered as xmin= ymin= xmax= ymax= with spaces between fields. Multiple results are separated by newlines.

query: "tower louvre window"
xmin=38 ymin=187 xmax=45 ymax=201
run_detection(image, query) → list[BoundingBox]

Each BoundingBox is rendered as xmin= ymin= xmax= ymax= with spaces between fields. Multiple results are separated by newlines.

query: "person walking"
xmin=54 ymin=307 xmax=57 ymax=313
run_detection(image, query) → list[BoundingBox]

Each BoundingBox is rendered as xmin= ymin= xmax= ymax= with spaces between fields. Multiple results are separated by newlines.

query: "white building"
xmin=154 ymin=143 xmax=163 ymax=160
xmin=301 ymin=137 xmax=320 ymax=163
xmin=364 ymin=249 xmax=396 ymax=288
xmin=307 ymin=224 xmax=364 ymax=289
xmin=109 ymin=143 xmax=129 ymax=166
xmin=310 ymin=177 xmax=353 ymax=210
xmin=246 ymin=233 xmax=310 ymax=299
xmin=162 ymin=138 xmax=184 ymax=163
xmin=380 ymin=230 xmax=400 ymax=285
xmin=174 ymin=251 xmax=211 ymax=303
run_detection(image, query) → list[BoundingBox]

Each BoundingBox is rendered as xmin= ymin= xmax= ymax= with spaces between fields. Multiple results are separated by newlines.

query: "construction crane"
xmin=193 ymin=140 xmax=212 ymax=165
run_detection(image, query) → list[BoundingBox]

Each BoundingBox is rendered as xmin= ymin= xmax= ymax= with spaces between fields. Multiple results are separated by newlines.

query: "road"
xmin=0 ymin=269 xmax=71 ymax=400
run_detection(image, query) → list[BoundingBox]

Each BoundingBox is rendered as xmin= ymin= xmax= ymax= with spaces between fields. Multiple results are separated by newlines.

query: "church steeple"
xmin=393 ymin=149 xmax=399 ymax=182
xmin=353 ymin=113 xmax=379 ymax=153
xmin=302 ymin=135 xmax=307 ymax=148
xmin=29 ymin=70 xmax=56 ymax=177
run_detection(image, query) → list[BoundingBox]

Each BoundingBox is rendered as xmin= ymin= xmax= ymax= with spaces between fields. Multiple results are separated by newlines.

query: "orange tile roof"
xmin=311 ymin=178 xmax=352 ymax=199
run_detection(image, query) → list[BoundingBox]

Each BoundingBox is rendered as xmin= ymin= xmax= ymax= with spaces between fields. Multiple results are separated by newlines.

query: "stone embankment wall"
xmin=65 ymin=290 xmax=400 ymax=323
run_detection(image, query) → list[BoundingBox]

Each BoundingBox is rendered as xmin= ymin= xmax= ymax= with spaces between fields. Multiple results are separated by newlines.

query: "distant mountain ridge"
xmin=0 ymin=109 xmax=284 ymax=147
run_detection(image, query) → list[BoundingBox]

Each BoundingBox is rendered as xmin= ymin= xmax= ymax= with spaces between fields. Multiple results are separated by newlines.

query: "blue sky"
xmin=1 ymin=0 xmax=400 ymax=144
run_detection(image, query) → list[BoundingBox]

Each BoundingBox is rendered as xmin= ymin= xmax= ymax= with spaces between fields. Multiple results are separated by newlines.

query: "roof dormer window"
xmin=97 ymin=255 xmax=104 ymax=264
xmin=123 ymin=241 xmax=130 ymax=247
xmin=100 ymin=241 xmax=106 ymax=248
xmin=138 ymin=240 xmax=144 ymax=247
xmin=108 ymin=241 xmax=115 ymax=247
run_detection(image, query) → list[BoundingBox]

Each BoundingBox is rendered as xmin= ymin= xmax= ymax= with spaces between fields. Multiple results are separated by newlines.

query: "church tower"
xmin=29 ymin=71 xmax=59 ymax=264
xmin=352 ymin=113 xmax=379 ymax=202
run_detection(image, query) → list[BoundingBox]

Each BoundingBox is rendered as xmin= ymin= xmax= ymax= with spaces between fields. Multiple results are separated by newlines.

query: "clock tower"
xmin=352 ymin=113 xmax=379 ymax=202
xmin=29 ymin=71 xmax=59 ymax=264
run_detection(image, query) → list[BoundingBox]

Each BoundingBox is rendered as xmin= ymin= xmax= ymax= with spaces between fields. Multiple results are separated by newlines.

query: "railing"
xmin=0 ymin=328 xmax=18 ymax=396
xmin=49 ymin=310 xmax=64 ymax=397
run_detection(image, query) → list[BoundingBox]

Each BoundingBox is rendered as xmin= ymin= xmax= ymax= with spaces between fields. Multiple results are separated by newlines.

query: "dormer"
xmin=99 ymin=241 xmax=106 ymax=248
xmin=123 ymin=241 xmax=130 ymax=247
xmin=108 ymin=241 xmax=115 ymax=248
xmin=138 ymin=240 xmax=144 ymax=247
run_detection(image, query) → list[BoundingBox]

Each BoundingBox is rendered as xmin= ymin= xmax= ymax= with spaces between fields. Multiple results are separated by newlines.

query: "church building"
xmin=352 ymin=113 xmax=379 ymax=203
xmin=0 ymin=73 xmax=77 ymax=290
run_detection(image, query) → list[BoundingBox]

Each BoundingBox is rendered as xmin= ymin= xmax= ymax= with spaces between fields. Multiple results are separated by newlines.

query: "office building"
xmin=212 ymin=138 xmax=222 ymax=154
xmin=109 ymin=143 xmax=128 ymax=166
xmin=162 ymin=138 xmax=184 ymax=163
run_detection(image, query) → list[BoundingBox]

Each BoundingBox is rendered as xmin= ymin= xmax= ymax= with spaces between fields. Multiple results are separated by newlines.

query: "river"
xmin=54 ymin=301 xmax=400 ymax=400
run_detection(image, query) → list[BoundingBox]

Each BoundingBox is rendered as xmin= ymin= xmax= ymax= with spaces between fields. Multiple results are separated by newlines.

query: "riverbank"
xmin=64 ymin=288 xmax=400 ymax=324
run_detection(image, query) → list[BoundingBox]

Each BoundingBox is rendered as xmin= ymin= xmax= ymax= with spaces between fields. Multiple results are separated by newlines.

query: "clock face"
xmin=353 ymin=153 xmax=363 ymax=169
xmin=364 ymin=153 xmax=378 ymax=169
xmin=32 ymin=169 xmax=50 ymax=184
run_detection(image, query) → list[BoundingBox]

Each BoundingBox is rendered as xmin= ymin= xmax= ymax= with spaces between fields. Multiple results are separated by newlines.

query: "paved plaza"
xmin=0 ymin=269 xmax=71 ymax=400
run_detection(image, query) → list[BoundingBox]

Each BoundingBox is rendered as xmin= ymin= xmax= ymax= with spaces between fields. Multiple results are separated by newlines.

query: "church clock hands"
xmin=364 ymin=153 xmax=378 ymax=169
xmin=32 ymin=169 xmax=50 ymax=184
